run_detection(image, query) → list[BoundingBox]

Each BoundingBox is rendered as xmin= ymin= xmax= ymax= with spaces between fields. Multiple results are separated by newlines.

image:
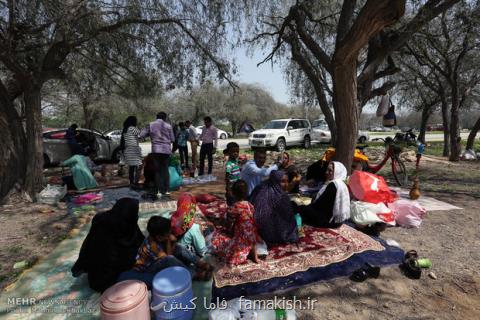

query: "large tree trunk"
xmin=23 ymin=85 xmax=45 ymax=199
xmin=449 ymin=94 xmax=461 ymax=161
xmin=332 ymin=59 xmax=358 ymax=173
xmin=418 ymin=106 xmax=433 ymax=144
xmin=440 ymin=98 xmax=450 ymax=157
xmin=82 ymin=102 xmax=95 ymax=129
xmin=466 ymin=115 xmax=480 ymax=150
xmin=0 ymin=93 xmax=27 ymax=203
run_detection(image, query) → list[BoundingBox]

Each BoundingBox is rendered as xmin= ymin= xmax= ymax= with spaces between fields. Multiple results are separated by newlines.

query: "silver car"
xmin=42 ymin=128 xmax=122 ymax=166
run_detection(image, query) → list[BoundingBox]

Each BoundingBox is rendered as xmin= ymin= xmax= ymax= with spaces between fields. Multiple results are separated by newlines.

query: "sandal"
xmin=350 ymin=263 xmax=381 ymax=282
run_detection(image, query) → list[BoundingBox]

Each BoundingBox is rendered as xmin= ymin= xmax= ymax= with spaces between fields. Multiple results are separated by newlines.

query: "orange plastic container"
xmin=100 ymin=280 xmax=150 ymax=320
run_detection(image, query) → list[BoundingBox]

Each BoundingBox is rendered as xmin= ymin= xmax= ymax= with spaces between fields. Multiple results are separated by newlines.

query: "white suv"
xmin=249 ymin=119 xmax=312 ymax=152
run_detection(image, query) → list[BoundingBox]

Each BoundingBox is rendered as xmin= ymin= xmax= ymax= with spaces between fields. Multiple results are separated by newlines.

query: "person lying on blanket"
xmin=250 ymin=170 xmax=299 ymax=244
xmin=293 ymin=161 xmax=350 ymax=228
xmin=133 ymin=215 xmax=212 ymax=281
xmin=212 ymin=180 xmax=261 ymax=265
xmin=71 ymin=198 xmax=144 ymax=292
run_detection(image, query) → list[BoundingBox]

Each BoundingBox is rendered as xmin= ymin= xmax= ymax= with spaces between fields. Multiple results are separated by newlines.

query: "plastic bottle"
xmin=242 ymin=309 xmax=296 ymax=320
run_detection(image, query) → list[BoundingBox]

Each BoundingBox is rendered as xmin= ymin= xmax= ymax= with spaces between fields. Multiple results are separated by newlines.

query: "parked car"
xmin=104 ymin=129 xmax=122 ymax=139
xmin=249 ymin=119 xmax=312 ymax=152
xmin=427 ymin=124 xmax=444 ymax=131
xmin=312 ymin=120 xmax=331 ymax=143
xmin=43 ymin=128 xmax=122 ymax=166
xmin=195 ymin=126 xmax=229 ymax=139
xmin=310 ymin=119 xmax=369 ymax=144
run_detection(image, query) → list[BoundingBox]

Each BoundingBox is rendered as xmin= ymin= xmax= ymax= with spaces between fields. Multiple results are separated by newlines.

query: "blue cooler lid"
xmin=152 ymin=266 xmax=191 ymax=296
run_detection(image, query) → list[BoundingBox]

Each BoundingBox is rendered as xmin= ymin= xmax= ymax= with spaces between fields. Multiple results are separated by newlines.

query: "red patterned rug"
xmin=213 ymin=224 xmax=384 ymax=288
xmin=196 ymin=197 xmax=385 ymax=288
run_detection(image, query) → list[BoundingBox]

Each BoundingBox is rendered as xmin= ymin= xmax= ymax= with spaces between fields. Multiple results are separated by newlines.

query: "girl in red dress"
xmin=212 ymin=180 xmax=260 ymax=265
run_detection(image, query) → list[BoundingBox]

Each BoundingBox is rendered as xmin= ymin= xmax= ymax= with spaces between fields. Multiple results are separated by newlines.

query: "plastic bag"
xmin=388 ymin=199 xmax=426 ymax=228
xmin=350 ymin=201 xmax=396 ymax=226
xmin=382 ymin=105 xmax=396 ymax=127
xmin=169 ymin=166 xmax=183 ymax=191
xmin=38 ymin=184 xmax=67 ymax=205
xmin=349 ymin=171 xmax=398 ymax=204
xmin=376 ymin=95 xmax=390 ymax=117
xmin=256 ymin=239 xmax=268 ymax=256
xmin=208 ymin=308 xmax=240 ymax=320
xmin=461 ymin=149 xmax=476 ymax=160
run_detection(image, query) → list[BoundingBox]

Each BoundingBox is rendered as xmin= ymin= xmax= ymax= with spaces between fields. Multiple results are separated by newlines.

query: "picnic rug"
xmin=0 ymin=202 xmax=214 ymax=320
xmin=213 ymin=224 xmax=385 ymax=288
xmin=212 ymin=236 xmax=403 ymax=300
xmin=197 ymin=199 xmax=404 ymax=300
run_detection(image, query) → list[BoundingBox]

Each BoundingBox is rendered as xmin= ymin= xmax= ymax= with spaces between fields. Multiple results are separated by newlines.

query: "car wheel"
xmin=358 ymin=136 xmax=367 ymax=144
xmin=220 ymin=133 xmax=227 ymax=139
xmin=276 ymin=138 xmax=286 ymax=152
xmin=43 ymin=154 xmax=51 ymax=167
xmin=303 ymin=135 xmax=311 ymax=149
xmin=111 ymin=148 xmax=121 ymax=163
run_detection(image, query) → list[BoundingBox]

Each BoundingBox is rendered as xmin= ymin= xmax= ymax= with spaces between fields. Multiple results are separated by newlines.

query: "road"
xmin=139 ymin=132 xmax=470 ymax=154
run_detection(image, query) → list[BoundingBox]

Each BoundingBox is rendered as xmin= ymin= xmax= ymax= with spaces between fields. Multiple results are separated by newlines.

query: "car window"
xmin=264 ymin=121 xmax=287 ymax=129
xmin=303 ymin=121 xmax=310 ymax=129
xmin=288 ymin=120 xmax=299 ymax=129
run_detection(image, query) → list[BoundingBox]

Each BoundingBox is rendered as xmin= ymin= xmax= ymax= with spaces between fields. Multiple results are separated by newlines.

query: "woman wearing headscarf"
xmin=296 ymin=161 xmax=350 ymax=228
xmin=121 ymin=116 xmax=143 ymax=188
xmin=250 ymin=170 xmax=299 ymax=244
xmin=71 ymin=198 xmax=145 ymax=292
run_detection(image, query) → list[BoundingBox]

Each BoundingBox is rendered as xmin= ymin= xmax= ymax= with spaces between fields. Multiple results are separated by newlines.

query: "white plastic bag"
xmin=461 ymin=149 xmax=476 ymax=160
xmin=208 ymin=308 xmax=240 ymax=320
xmin=376 ymin=95 xmax=390 ymax=117
xmin=388 ymin=199 xmax=426 ymax=228
xmin=350 ymin=201 xmax=395 ymax=226
xmin=38 ymin=184 xmax=67 ymax=205
xmin=256 ymin=239 xmax=268 ymax=256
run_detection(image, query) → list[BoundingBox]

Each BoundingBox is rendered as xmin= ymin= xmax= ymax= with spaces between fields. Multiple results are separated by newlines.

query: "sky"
xmin=232 ymin=47 xmax=291 ymax=105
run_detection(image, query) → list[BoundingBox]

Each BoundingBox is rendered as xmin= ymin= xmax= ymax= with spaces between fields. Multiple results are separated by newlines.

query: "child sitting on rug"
xmin=170 ymin=193 xmax=212 ymax=270
xmin=212 ymin=180 xmax=261 ymax=265
xmin=133 ymin=215 xmax=212 ymax=280
xmin=224 ymin=142 xmax=241 ymax=206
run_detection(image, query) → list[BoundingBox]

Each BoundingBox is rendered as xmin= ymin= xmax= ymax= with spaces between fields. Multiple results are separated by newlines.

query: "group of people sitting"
xmin=218 ymin=146 xmax=350 ymax=265
xmin=72 ymin=142 xmax=352 ymax=293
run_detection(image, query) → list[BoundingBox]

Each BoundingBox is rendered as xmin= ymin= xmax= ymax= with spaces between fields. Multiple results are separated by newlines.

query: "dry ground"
xmin=0 ymin=149 xmax=479 ymax=320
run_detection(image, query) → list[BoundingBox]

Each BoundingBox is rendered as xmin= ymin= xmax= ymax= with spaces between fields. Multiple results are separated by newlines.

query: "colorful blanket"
xmin=213 ymin=224 xmax=384 ymax=288
xmin=196 ymin=198 xmax=385 ymax=288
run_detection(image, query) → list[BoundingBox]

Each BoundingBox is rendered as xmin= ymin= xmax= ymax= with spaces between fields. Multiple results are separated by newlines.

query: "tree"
xmin=0 ymin=0 xmax=243 ymax=202
xmin=403 ymin=2 xmax=480 ymax=160
xmin=248 ymin=0 xmax=460 ymax=171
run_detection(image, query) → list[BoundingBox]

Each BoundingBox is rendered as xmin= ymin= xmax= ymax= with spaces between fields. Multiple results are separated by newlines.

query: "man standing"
xmin=198 ymin=116 xmax=218 ymax=176
xmin=140 ymin=112 xmax=175 ymax=199
xmin=186 ymin=120 xmax=199 ymax=176
xmin=66 ymin=123 xmax=83 ymax=155
xmin=241 ymin=149 xmax=285 ymax=196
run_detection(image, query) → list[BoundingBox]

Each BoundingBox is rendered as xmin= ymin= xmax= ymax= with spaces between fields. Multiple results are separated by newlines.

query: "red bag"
xmin=195 ymin=194 xmax=217 ymax=204
xmin=349 ymin=171 xmax=398 ymax=204
xmin=171 ymin=193 xmax=197 ymax=237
